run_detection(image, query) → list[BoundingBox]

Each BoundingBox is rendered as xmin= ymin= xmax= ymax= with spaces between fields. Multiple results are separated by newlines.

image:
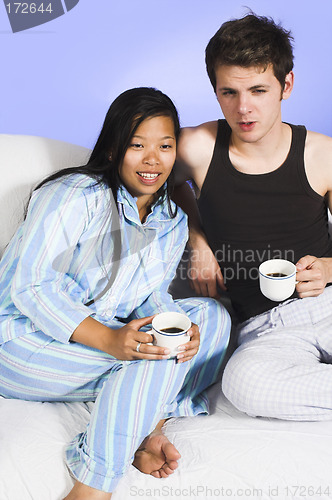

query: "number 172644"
xmin=6 ymin=3 xmax=53 ymax=14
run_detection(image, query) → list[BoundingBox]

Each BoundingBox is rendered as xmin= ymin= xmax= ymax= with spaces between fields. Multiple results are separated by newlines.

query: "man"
xmin=174 ymin=13 xmax=332 ymax=421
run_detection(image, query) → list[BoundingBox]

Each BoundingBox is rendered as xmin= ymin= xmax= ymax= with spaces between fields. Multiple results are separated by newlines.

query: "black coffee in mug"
xmin=267 ymin=273 xmax=288 ymax=277
xmin=160 ymin=327 xmax=183 ymax=334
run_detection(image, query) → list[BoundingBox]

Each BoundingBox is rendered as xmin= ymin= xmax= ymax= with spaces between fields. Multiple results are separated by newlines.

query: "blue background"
xmin=1 ymin=0 xmax=332 ymax=148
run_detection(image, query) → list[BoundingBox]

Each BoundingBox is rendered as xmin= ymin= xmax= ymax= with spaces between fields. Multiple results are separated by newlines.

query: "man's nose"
xmin=237 ymin=94 xmax=251 ymax=115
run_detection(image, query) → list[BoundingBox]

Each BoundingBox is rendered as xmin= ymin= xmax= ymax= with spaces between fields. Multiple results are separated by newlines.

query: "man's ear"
xmin=282 ymin=71 xmax=294 ymax=100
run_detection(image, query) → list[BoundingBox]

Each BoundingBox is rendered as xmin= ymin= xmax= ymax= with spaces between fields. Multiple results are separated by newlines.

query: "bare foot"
xmin=63 ymin=481 xmax=112 ymax=500
xmin=133 ymin=430 xmax=181 ymax=478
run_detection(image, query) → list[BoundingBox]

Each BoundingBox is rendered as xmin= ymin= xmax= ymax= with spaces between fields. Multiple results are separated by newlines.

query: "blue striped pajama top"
xmin=0 ymin=174 xmax=188 ymax=345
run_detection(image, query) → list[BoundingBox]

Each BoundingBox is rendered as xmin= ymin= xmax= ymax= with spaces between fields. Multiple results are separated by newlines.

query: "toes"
xmin=151 ymin=470 xmax=162 ymax=479
xmin=159 ymin=469 xmax=169 ymax=479
xmin=165 ymin=459 xmax=179 ymax=471
xmin=150 ymin=462 xmax=176 ymax=479
xmin=133 ymin=431 xmax=181 ymax=479
xmin=162 ymin=441 xmax=181 ymax=461
xmin=161 ymin=464 xmax=175 ymax=475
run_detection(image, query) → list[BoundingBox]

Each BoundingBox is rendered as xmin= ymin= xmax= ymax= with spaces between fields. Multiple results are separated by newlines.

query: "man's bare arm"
xmin=174 ymin=121 xmax=218 ymax=188
xmin=296 ymin=131 xmax=332 ymax=296
xmin=173 ymin=122 xmax=225 ymax=297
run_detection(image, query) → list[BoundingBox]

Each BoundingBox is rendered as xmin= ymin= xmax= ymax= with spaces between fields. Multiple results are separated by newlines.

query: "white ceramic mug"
xmin=152 ymin=312 xmax=191 ymax=357
xmin=259 ymin=259 xmax=297 ymax=302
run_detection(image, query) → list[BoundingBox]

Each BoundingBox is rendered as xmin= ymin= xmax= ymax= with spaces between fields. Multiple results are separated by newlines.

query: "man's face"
xmin=215 ymin=64 xmax=293 ymax=144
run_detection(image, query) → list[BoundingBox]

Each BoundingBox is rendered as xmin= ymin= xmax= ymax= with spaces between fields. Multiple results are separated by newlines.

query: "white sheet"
xmin=1 ymin=383 xmax=332 ymax=500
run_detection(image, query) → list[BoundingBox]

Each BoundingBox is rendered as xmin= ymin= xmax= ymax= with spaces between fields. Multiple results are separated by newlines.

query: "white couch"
xmin=0 ymin=134 xmax=91 ymax=257
xmin=1 ymin=134 xmax=332 ymax=500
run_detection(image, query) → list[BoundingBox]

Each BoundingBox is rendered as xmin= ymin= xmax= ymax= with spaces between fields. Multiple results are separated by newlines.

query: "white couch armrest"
xmin=0 ymin=134 xmax=91 ymax=257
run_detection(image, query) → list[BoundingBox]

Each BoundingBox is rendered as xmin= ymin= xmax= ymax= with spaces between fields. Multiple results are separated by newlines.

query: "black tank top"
xmin=198 ymin=119 xmax=332 ymax=322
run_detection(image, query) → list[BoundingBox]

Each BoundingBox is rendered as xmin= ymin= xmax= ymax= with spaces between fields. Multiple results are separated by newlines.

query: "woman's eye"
xmin=130 ymin=143 xmax=143 ymax=148
xmin=161 ymin=144 xmax=172 ymax=149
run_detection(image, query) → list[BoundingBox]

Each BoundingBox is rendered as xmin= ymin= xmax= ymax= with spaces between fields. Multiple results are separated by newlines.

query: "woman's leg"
xmin=0 ymin=298 xmax=230 ymax=493
xmin=0 ymin=332 xmax=120 ymax=499
xmin=0 ymin=332 xmax=188 ymax=490
xmin=0 ymin=331 xmax=116 ymax=402
xmin=166 ymin=297 xmax=231 ymax=417
xmin=0 ymin=329 xmax=214 ymax=493
xmin=63 ymin=481 xmax=112 ymax=500
xmin=65 ymin=353 xmax=204 ymax=491
xmin=132 ymin=418 xmax=181 ymax=478
xmin=132 ymin=297 xmax=231 ymax=476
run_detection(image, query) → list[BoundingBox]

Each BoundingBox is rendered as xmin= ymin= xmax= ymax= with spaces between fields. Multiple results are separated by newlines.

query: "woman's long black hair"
xmin=35 ymin=87 xmax=181 ymax=217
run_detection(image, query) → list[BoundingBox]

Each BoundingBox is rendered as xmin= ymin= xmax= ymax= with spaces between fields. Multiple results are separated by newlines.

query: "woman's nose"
xmin=143 ymin=151 xmax=159 ymax=165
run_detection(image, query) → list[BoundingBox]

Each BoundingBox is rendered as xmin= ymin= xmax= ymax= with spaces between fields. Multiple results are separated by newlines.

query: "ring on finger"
xmin=136 ymin=342 xmax=142 ymax=353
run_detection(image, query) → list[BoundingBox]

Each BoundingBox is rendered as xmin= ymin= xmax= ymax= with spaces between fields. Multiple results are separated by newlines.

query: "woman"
xmin=0 ymin=87 xmax=230 ymax=499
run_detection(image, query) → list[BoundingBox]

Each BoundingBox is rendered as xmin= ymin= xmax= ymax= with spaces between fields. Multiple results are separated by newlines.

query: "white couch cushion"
xmin=0 ymin=134 xmax=90 ymax=257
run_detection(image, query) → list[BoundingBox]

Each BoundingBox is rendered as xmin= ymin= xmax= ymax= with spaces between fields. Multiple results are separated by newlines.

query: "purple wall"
xmin=1 ymin=0 xmax=331 ymax=147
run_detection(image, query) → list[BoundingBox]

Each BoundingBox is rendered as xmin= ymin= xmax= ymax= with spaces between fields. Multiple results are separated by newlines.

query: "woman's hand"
xmin=106 ymin=316 xmax=171 ymax=361
xmin=71 ymin=315 xmax=170 ymax=361
xmin=175 ymin=323 xmax=200 ymax=363
xmin=71 ymin=315 xmax=200 ymax=363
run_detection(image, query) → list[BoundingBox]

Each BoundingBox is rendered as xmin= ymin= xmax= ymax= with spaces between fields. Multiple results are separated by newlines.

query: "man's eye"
xmin=222 ymin=90 xmax=235 ymax=96
xmin=161 ymin=144 xmax=172 ymax=149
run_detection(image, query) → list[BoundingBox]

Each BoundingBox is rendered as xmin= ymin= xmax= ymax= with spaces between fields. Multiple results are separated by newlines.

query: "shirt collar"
xmin=117 ymin=185 xmax=174 ymax=225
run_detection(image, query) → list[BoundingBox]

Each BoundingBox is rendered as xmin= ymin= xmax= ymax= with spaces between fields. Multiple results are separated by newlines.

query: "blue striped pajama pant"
xmin=222 ymin=286 xmax=332 ymax=421
xmin=0 ymin=297 xmax=230 ymax=492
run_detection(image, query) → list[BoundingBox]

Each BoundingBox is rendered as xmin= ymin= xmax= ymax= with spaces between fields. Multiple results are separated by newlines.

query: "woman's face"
xmin=119 ymin=115 xmax=176 ymax=215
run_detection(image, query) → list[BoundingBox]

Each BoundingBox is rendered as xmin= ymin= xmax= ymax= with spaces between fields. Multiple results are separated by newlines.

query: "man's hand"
xmin=187 ymin=232 xmax=226 ymax=298
xmin=296 ymin=255 xmax=332 ymax=298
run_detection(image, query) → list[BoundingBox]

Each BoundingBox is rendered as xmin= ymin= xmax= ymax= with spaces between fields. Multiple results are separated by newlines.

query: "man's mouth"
xmin=238 ymin=121 xmax=256 ymax=130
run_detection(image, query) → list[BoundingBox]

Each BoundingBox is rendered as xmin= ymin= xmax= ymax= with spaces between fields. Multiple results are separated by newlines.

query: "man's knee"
xmin=221 ymin=347 xmax=268 ymax=416
xmin=222 ymin=345 xmax=306 ymax=419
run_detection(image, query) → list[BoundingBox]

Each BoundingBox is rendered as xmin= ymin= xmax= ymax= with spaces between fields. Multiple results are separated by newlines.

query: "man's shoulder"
xmin=176 ymin=121 xmax=219 ymax=182
xmin=304 ymin=129 xmax=332 ymax=194
xmin=305 ymin=129 xmax=332 ymax=164
xmin=306 ymin=129 xmax=332 ymax=147
xmin=179 ymin=120 xmax=219 ymax=146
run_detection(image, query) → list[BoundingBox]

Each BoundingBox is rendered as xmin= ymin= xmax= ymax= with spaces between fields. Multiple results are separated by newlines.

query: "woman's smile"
xmin=119 ymin=114 xmax=176 ymax=214
xmin=137 ymin=171 xmax=161 ymax=184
